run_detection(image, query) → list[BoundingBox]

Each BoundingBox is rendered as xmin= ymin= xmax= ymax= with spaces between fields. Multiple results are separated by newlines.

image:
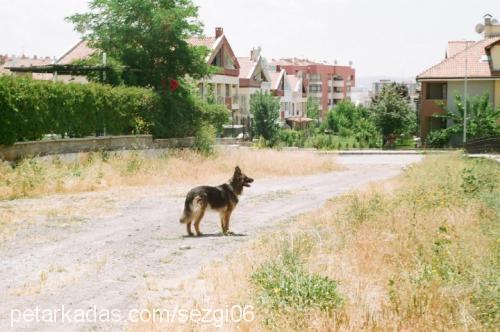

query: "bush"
xmin=251 ymin=245 xmax=343 ymax=325
xmin=0 ymin=75 xmax=159 ymax=145
xmin=194 ymin=125 xmax=216 ymax=156
xmin=426 ymin=129 xmax=451 ymax=148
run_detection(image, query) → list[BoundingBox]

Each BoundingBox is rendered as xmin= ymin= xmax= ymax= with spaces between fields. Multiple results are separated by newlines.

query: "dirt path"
xmin=0 ymin=154 xmax=421 ymax=331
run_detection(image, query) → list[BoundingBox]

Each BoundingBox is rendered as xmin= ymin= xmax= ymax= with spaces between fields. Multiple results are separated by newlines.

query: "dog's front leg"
xmin=186 ymin=223 xmax=194 ymax=236
xmin=221 ymin=210 xmax=233 ymax=235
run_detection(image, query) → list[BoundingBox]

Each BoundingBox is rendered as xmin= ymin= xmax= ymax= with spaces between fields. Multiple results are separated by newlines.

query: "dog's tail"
xmin=179 ymin=196 xmax=193 ymax=224
xmin=179 ymin=193 xmax=206 ymax=223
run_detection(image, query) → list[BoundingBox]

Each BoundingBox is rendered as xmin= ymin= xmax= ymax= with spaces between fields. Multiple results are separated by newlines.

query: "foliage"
xmin=66 ymin=0 xmax=211 ymax=89
xmin=250 ymin=91 xmax=281 ymax=144
xmin=71 ymin=53 xmax=125 ymax=86
xmin=428 ymin=92 xmax=500 ymax=147
xmin=251 ymin=243 xmax=342 ymax=325
xmin=324 ymin=100 xmax=381 ymax=147
xmin=0 ymin=75 xmax=158 ymax=145
xmin=306 ymin=97 xmax=321 ymax=125
xmin=426 ymin=129 xmax=452 ymax=148
xmin=370 ymin=83 xmax=416 ymax=146
xmin=194 ymin=124 xmax=216 ymax=156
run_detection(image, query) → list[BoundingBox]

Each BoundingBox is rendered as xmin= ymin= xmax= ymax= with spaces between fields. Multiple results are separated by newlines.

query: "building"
xmin=237 ymin=47 xmax=272 ymax=131
xmin=370 ymin=79 xmax=420 ymax=109
xmin=268 ymin=64 xmax=308 ymax=128
xmin=188 ymin=28 xmax=241 ymax=131
xmin=0 ymin=54 xmax=54 ymax=80
xmin=416 ymin=14 xmax=500 ymax=140
xmin=271 ymin=58 xmax=355 ymax=116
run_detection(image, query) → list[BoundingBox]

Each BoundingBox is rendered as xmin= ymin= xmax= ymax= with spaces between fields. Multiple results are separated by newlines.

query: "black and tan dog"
xmin=179 ymin=166 xmax=254 ymax=236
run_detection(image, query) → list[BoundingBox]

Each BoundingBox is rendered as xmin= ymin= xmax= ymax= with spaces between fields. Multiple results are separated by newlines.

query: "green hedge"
xmin=0 ymin=75 xmax=159 ymax=145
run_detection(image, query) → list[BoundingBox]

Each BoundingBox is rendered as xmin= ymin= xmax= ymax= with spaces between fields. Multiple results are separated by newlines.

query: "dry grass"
xmin=135 ymin=152 xmax=499 ymax=331
xmin=0 ymin=148 xmax=341 ymax=200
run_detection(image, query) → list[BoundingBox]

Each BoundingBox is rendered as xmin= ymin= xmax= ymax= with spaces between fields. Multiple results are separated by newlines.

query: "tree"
xmin=67 ymin=0 xmax=210 ymax=89
xmin=427 ymin=93 xmax=500 ymax=147
xmin=325 ymin=100 xmax=380 ymax=147
xmin=306 ymin=97 xmax=321 ymax=125
xmin=371 ymin=84 xmax=416 ymax=146
xmin=67 ymin=0 xmax=215 ymax=138
xmin=250 ymin=91 xmax=280 ymax=143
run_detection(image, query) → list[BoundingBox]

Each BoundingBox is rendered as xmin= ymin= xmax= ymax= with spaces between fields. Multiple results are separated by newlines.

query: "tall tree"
xmin=371 ymin=84 xmax=416 ymax=146
xmin=67 ymin=0 xmax=211 ymax=89
xmin=250 ymin=91 xmax=280 ymax=143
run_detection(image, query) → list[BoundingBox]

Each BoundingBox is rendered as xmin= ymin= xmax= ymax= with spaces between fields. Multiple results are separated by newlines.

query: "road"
xmin=0 ymin=154 xmax=422 ymax=331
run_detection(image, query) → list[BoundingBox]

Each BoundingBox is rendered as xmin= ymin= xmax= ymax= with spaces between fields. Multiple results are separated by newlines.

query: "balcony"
xmin=332 ymin=92 xmax=344 ymax=99
xmin=333 ymin=80 xmax=344 ymax=88
xmin=272 ymin=90 xmax=284 ymax=97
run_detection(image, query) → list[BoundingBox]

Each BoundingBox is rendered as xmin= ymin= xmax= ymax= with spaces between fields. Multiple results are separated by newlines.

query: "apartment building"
xmin=416 ymin=15 xmax=500 ymax=140
xmin=271 ymin=58 xmax=355 ymax=117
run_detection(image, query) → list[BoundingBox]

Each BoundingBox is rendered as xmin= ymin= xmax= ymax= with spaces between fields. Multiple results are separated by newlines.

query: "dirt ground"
xmin=0 ymin=154 xmax=422 ymax=331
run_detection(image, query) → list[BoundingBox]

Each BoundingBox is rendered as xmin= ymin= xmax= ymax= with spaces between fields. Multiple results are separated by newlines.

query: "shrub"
xmin=194 ymin=125 xmax=216 ymax=156
xmin=251 ymin=245 xmax=343 ymax=325
xmin=0 ymin=75 xmax=159 ymax=145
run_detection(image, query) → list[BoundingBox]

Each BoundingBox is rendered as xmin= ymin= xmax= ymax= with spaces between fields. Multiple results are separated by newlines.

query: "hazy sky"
xmin=0 ymin=0 xmax=498 ymax=79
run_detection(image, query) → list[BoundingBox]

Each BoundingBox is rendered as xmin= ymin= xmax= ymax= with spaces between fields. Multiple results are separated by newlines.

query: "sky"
xmin=0 ymin=0 xmax=498 ymax=82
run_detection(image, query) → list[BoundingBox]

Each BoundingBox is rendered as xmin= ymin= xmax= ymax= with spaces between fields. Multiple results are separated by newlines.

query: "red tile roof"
xmin=187 ymin=36 xmax=216 ymax=49
xmin=57 ymin=40 xmax=94 ymax=64
xmin=446 ymin=41 xmax=474 ymax=58
xmin=418 ymin=37 xmax=500 ymax=79
xmin=237 ymin=57 xmax=255 ymax=79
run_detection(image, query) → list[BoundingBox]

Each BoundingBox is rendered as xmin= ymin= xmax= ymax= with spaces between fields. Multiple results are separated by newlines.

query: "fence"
xmin=0 ymin=135 xmax=195 ymax=161
xmin=464 ymin=136 xmax=500 ymax=154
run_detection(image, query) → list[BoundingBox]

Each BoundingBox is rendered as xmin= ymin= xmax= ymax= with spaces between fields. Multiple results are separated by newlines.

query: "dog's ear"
xmin=235 ymin=166 xmax=241 ymax=174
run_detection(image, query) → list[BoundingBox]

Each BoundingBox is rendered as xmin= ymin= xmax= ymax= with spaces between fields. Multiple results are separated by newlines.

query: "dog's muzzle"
xmin=243 ymin=177 xmax=254 ymax=187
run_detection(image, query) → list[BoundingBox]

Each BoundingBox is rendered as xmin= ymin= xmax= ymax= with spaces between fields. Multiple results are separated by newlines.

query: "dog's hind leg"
xmin=193 ymin=208 xmax=206 ymax=236
xmin=193 ymin=196 xmax=207 ymax=236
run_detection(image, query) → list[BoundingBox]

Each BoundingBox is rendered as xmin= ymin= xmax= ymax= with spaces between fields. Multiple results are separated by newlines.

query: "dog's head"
xmin=230 ymin=166 xmax=254 ymax=194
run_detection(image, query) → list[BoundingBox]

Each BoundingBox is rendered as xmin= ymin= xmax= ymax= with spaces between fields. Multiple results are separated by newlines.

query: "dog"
xmin=179 ymin=166 xmax=254 ymax=236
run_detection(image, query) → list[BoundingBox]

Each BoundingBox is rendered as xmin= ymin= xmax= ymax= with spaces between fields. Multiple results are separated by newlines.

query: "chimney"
xmin=483 ymin=14 xmax=500 ymax=38
xmin=484 ymin=13 xmax=492 ymax=26
xmin=215 ymin=27 xmax=223 ymax=38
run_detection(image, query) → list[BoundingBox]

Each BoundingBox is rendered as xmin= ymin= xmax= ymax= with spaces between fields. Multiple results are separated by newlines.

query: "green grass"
xmin=251 ymin=239 xmax=343 ymax=327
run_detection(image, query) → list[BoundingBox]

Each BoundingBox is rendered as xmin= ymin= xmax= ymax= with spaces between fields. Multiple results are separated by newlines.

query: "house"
xmin=271 ymin=58 xmax=356 ymax=117
xmin=268 ymin=64 xmax=308 ymax=128
xmin=237 ymin=47 xmax=272 ymax=131
xmin=416 ymin=14 xmax=500 ymax=140
xmin=0 ymin=54 xmax=54 ymax=80
xmin=188 ymin=27 xmax=240 ymax=123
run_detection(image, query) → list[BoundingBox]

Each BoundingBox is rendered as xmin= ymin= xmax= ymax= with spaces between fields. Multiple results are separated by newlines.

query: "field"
xmin=0 ymin=148 xmax=341 ymax=200
xmin=133 ymin=153 xmax=500 ymax=331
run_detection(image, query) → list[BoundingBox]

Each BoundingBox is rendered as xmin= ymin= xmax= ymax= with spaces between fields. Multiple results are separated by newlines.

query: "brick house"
xmin=416 ymin=15 xmax=500 ymax=140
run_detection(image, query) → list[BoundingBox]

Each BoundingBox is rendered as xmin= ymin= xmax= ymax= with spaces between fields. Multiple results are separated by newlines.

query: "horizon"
xmin=0 ymin=0 xmax=497 ymax=80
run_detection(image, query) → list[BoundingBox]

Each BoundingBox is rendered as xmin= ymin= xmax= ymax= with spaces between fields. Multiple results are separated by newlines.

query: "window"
xmin=310 ymin=73 xmax=321 ymax=81
xmin=426 ymin=83 xmax=447 ymax=100
xmin=225 ymin=84 xmax=230 ymax=97
xmin=309 ymin=84 xmax=322 ymax=93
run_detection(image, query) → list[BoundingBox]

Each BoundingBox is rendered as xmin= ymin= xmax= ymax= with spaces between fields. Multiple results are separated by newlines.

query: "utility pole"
xmin=463 ymin=43 xmax=468 ymax=144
